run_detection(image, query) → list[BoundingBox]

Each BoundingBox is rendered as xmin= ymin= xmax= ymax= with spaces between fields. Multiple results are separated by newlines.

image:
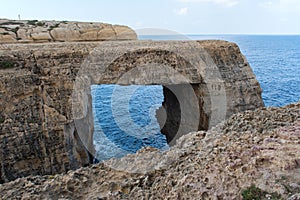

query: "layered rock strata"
xmin=0 ymin=19 xmax=137 ymax=43
xmin=0 ymin=40 xmax=263 ymax=183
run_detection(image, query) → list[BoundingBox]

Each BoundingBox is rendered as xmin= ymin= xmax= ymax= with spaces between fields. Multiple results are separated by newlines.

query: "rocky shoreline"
xmin=0 ymin=101 xmax=299 ymax=199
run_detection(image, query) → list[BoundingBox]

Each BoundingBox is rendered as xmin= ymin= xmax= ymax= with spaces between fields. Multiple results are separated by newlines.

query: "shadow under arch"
xmin=95 ymin=48 xmax=211 ymax=146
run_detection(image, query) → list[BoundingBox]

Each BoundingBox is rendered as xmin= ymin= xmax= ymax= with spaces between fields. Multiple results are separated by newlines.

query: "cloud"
xmin=174 ymin=7 xmax=189 ymax=15
xmin=259 ymin=1 xmax=273 ymax=8
xmin=260 ymin=0 xmax=300 ymax=12
xmin=179 ymin=0 xmax=239 ymax=7
xmin=279 ymin=0 xmax=300 ymax=11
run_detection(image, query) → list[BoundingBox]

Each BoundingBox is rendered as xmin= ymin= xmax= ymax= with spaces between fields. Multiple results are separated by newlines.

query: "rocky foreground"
xmin=0 ymin=102 xmax=299 ymax=199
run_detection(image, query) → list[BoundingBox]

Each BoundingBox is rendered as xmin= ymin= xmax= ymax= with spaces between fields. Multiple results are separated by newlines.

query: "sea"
xmin=92 ymin=35 xmax=300 ymax=162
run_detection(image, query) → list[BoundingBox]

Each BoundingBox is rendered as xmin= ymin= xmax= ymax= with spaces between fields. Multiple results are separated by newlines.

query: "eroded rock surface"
xmin=0 ymin=102 xmax=299 ymax=199
xmin=0 ymin=19 xmax=137 ymax=43
xmin=0 ymin=40 xmax=263 ymax=183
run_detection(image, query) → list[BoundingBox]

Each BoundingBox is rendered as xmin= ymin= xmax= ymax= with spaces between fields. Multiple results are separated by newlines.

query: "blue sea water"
xmin=92 ymin=35 xmax=300 ymax=161
xmin=92 ymin=85 xmax=168 ymax=161
xmin=139 ymin=34 xmax=300 ymax=107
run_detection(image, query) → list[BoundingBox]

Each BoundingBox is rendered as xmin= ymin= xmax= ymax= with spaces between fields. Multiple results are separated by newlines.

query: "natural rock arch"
xmin=73 ymin=43 xmax=219 ymax=149
xmin=93 ymin=48 xmax=211 ymax=145
xmin=0 ymin=40 xmax=264 ymax=183
xmin=98 ymin=48 xmax=202 ymax=84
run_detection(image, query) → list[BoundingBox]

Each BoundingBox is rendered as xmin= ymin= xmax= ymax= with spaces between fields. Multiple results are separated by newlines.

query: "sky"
xmin=1 ymin=0 xmax=300 ymax=34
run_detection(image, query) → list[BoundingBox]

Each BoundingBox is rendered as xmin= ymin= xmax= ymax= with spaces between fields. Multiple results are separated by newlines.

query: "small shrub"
xmin=48 ymin=23 xmax=60 ymax=31
xmin=0 ymin=61 xmax=14 ymax=69
xmin=27 ymin=20 xmax=38 ymax=26
xmin=0 ymin=21 xmax=23 ymax=26
xmin=241 ymin=184 xmax=282 ymax=200
xmin=36 ymin=21 xmax=45 ymax=27
xmin=54 ymin=23 xmax=60 ymax=28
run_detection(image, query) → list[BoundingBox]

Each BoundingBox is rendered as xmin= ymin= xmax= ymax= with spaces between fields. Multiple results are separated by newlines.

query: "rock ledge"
xmin=0 ymin=19 xmax=137 ymax=43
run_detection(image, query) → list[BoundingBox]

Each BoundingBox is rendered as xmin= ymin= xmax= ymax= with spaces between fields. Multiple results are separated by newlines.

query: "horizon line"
xmin=138 ymin=33 xmax=300 ymax=36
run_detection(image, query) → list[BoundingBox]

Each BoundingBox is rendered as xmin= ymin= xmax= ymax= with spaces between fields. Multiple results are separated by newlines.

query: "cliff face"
xmin=0 ymin=43 xmax=96 ymax=183
xmin=0 ymin=40 xmax=264 ymax=183
xmin=0 ymin=19 xmax=137 ymax=43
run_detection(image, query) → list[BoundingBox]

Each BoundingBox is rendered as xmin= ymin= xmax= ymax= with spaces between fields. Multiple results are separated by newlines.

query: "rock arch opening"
xmin=90 ymin=82 xmax=210 ymax=162
xmin=82 ymin=46 xmax=214 ymax=161
xmin=91 ymin=84 xmax=168 ymax=162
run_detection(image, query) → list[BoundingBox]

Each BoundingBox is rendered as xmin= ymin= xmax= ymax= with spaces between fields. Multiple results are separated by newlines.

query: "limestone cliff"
xmin=0 ymin=40 xmax=264 ymax=183
xmin=0 ymin=19 xmax=137 ymax=43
